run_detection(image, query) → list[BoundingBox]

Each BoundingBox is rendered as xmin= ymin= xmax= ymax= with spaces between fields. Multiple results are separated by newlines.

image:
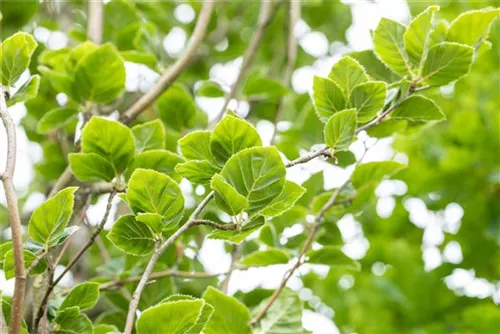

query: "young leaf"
xmin=159 ymin=295 xmax=214 ymax=333
xmin=312 ymin=76 xmax=347 ymax=122
xmin=447 ymin=8 xmax=500 ymax=47
xmin=324 ymin=108 xmax=357 ymax=151
xmin=211 ymin=174 xmax=249 ymax=216
xmin=391 ymin=95 xmax=445 ymax=121
xmin=74 ymin=43 xmax=126 ymax=103
xmin=60 ymin=282 xmax=100 ymax=311
xmin=210 ymin=114 xmax=262 ymax=166
xmin=54 ymin=307 xmax=93 ymax=334
xmin=421 ymin=42 xmax=474 ymax=86
xmin=37 ymin=106 xmax=79 ymax=134
xmin=28 ymin=187 xmax=78 ymax=248
xmin=306 ymin=246 xmax=360 ymax=270
xmin=240 ymin=248 xmax=290 ymax=267
xmin=125 ymin=150 xmax=184 ymax=181
xmin=136 ymin=213 xmax=164 ymax=234
xmin=196 ymin=81 xmax=225 ymax=97
xmin=218 ymin=147 xmax=286 ymax=214
xmin=208 ymin=216 xmax=265 ymax=244
xmin=156 ymin=84 xmax=197 ymax=132
xmin=81 ymin=116 xmax=135 ymax=174
xmin=69 ymin=153 xmax=116 ymax=182
xmin=202 ymin=287 xmax=252 ymax=334
xmin=175 ymin=160 xmax=220 ymax=185
xmin=132 ymin=119 xmax=166 ymax=153
xmin=179 ymin=131 xmax=214 ymax=161
xmin=349 ymin=81 xmax=387 ymax=122
xmin=351 ymin=161 xmax=406 ymax=189
xmin=3 ymin=249 xmax=47 ymax=279
xmin=254 ymin=288 xmax=303 ymax=334
xmin=126 ymin=169 xmax=184 ymax=227
xmin=328 ymin=56 xmax=369 ymax=95
xmin=7 ymin=74 xmax=40 ymax=106
xmin=260 ymin=181 xmax=306 ymax=218
xmin=373 ymin=18 xmax=412 ymax=76
xmin=404 ymin=6 xmax=440 ymax=70
xmin=107 ymin=215 xmax=156 ymax=256
xmin=349 ymin=50 xmax=400 ymax=83
xmin=0 ymin=32 xmax=38 ymax=86
xmin=136 ymin=300 xmax=212 ymax=334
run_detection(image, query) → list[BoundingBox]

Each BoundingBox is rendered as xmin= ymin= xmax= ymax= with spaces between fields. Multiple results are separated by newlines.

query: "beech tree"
xmin=0 ymin=1 xmax=499 ymax=334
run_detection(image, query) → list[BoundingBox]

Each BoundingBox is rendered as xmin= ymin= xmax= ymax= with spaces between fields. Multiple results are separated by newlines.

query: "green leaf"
xmin=94 ymin=324 xmax=119 ymax=334
xmin=243 ymin=75 xmax=287 ymax=100
xmin=328 ymin=56 xmax=369 ymax=95
xmin=447 ymin=8 xmax=500 ymax=47
xmin=196 ymin=81 xmax=225 ymax=97
xmin=210 ymin=114 xmax=262 ymax=166
xmin=37 ymin=66 xmax=75 ymax=98
xmin=132 ymin=119 xmax=166 ymax=153
xmin=306 ymin=246 xmax=360 ymax=270
xmin=349 ymin=50 xmax=400 ymax=83
xmin=324 ymin=108 xmax=357 ymax=150
xmin=28 ymin=187 xmax=78 ymax=248
xmin=54 ymin=307 xmax=93 ymax=334
xmin=240 ymin=248 xmax=290 ymax=267
xmin=7 ymin=74 xmax=39 ymax=106
xmin=208 ymin=217 xmax=265 ymax=244
xmin=373 ymin=18 xmax=412 ymax=76
xmin=81 ymin=116 xmax=135 ymax=174
xmin=136 ymin=300 xmax=212 ymax=334
xmin=3 ymin=249 xmax=47 ymax=279
xmin=60 ymin=282 xmax=100 ymax=311
xmin=120 ymin=50 xmax=157 ymax=69
xmin=136 ymin=213 xmax=164 ymax=234
xmin=255 ymin=288 xmax=303 ymax=334
xmin=159 ymin=295 xmax=214 ymax=333
xmin=404 ymin=6 xmax=440 ymax=70
xmin=312 ymin=76 xmax=347 ymax=123
xmin=260 ymin=181 xmax=306 ymax=218
xmin=391 ymin=95 xmax=445 ymax=121
xmin=351 ymin=161 xmax=406 ymax=189
xmin=176 ymin=160 xmax=220 ymax=185
xmin=0 ymin=32 xmax=37 ymax=86
xmin=107 ymin=215 xmax=156 ymax=256
xmin=125 ymin=150 xmax=184 ymax=182
xmin=126 ymin=169 xmax=184 ymax=227
xmin=156 ymin=84 xmax=198 ymax=132
xmin=179 ymin=131 xmax=214 ymax=161
xmin=349 ymin=81 xmax=387 ymax=123
xmin=74 ymin=43 xmax=125 ymax=103
xmin=211 ymin=174 xmax=249 ymax=215
xmin=202 ymin=286 xmax=252 ymax=334
xmin=218 ymin=147 xmax=286 ymax=214
xmin=421 ymin=42 xmax=474 ymax=86
xmin=69 ymin=153 xmax=116 ymax=183
xmin=37 ymin=107 xmax=79 ymax=134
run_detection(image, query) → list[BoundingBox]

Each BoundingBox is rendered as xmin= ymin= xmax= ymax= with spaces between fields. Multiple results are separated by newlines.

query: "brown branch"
xmin=34 ymin=191 xmax=116 ymax=329
xmin=0 ymin=87 xmax=26 ymax=334
xmin=211 ymin=0 xmax=278 ymax=124
xmin=285 ymin=147 xmax=331 ymax=168
xmin=120 ymin=1 xmax=215 ymax=124
xmin=87 ymin=0 xmax=103 ymax=44
xmin=271 ymin=0 xmax=301 ymax=143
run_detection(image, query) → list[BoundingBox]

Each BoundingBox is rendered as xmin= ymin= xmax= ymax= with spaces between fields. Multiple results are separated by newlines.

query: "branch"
xmin=285 ymin=147 xmax=331 ymax=168
xmin=271 ymin=0 xmax=301 ymax=143
xmin=27 ymin=249 xmax=47 ymax=274
xmin=211 ymin=0 xmax=277 ymax=124
xmin=34 ymin=191 xmax=116 ymax=329
xmin=251 ymin=178 xmax=350 ymax=325
xmin=220 ymin=243 xmax=242 ymax=293
xmin=120 ymin=1 xmax=215 ymax=124
xmin=87 ymin=0 xmax=103 ymax=44
xmin=0 ymin=87 xmax=26 ymax=334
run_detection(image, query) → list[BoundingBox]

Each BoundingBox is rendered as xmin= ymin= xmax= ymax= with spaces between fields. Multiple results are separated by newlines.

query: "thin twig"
xmin=211 ymin=0 xmax=278 ymax=124
xmin=285 ymin=147 xmax=331 ymax=168
xmin=27 ymin=250 xmax=47 ymax=274
xmin=120 ymin=1 xmax=215 ymax=124
xmin=271 ymin=0 xmax=300 ymax=143
xmin=0 ymin=86 xmax=26 ymax=334
xmin=34 ymin=191 xmax=116 ymax=329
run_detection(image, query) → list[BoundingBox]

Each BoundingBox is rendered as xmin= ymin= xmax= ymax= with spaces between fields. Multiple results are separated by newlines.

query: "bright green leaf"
xmin=312 ymin=75 xmax=347 ymax=123
xmin=132 ymin=119 xmax=166 ymax=153
xmin=60 ymin=282 xmax=100 ymax=311
xmin=391 ymin=95 xmax=445 ymax=121
xmin=210 ymin=114 xmax=262 ymax=166
xmin=0 ymin=32 xmax=37 ymax=86
xmin=261 ymin=181 xmax=306 ymax=218
xmin=373 ymin=18 xmax=412 ymax=76
xmin=107 ymin=215 xmax=156 ymax=256
xmin=179 ymin=131 xmax=214 ymax=161
xmin=54 ymin=307 xmax=93 ymax=334
xmin=156 ymin=84 xmax=197 ymax=132
xmin=421 ymin=42 xmax=474 ymax=86
xmin=28 ymin=187 xmax=78 ymax=248
xmin=240 ymin=248 xmax=290 ymax=267
xmin=211 ymin=173 xmax=249 ymax=215
xmin=202 ymin=286 xmax=252 ymax=334
xmin=351 ymin=161 xmax=406 ymax=189
xmin=3 ymin=249 xmax=47 ymax=279
xmin=328 ymin=56 xmax=368 ymax=95
xmin=243 ymin=75 xmax=287 ymax=100
xmin=7 ymin=74 xmax=39 ymax=106
xmin=255 ymin=288 xmax=303 ymax=334
xmin=447 ymin=8 xmax=500 ymax=47
xmin=349 ymin=81 xmax=387 ymax=122
xmin=69 ymin=153 xmax=116 ymax=183
xmin=37 ymin=106 xmax=79 ymax=134
xmin=324 ymin=108 xmax=357 ymax=150
xmin=94 ymin=324 xmax=119 ymax=334
xmin=125 ymin=150 xmax=184 ymax=181
xmin=196 ymin=81 xmax=225 ymax=97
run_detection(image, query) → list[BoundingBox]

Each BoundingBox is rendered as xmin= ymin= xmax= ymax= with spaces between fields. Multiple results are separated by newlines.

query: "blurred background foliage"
xmin=0 ymin=0 xmax=498 ymax=333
